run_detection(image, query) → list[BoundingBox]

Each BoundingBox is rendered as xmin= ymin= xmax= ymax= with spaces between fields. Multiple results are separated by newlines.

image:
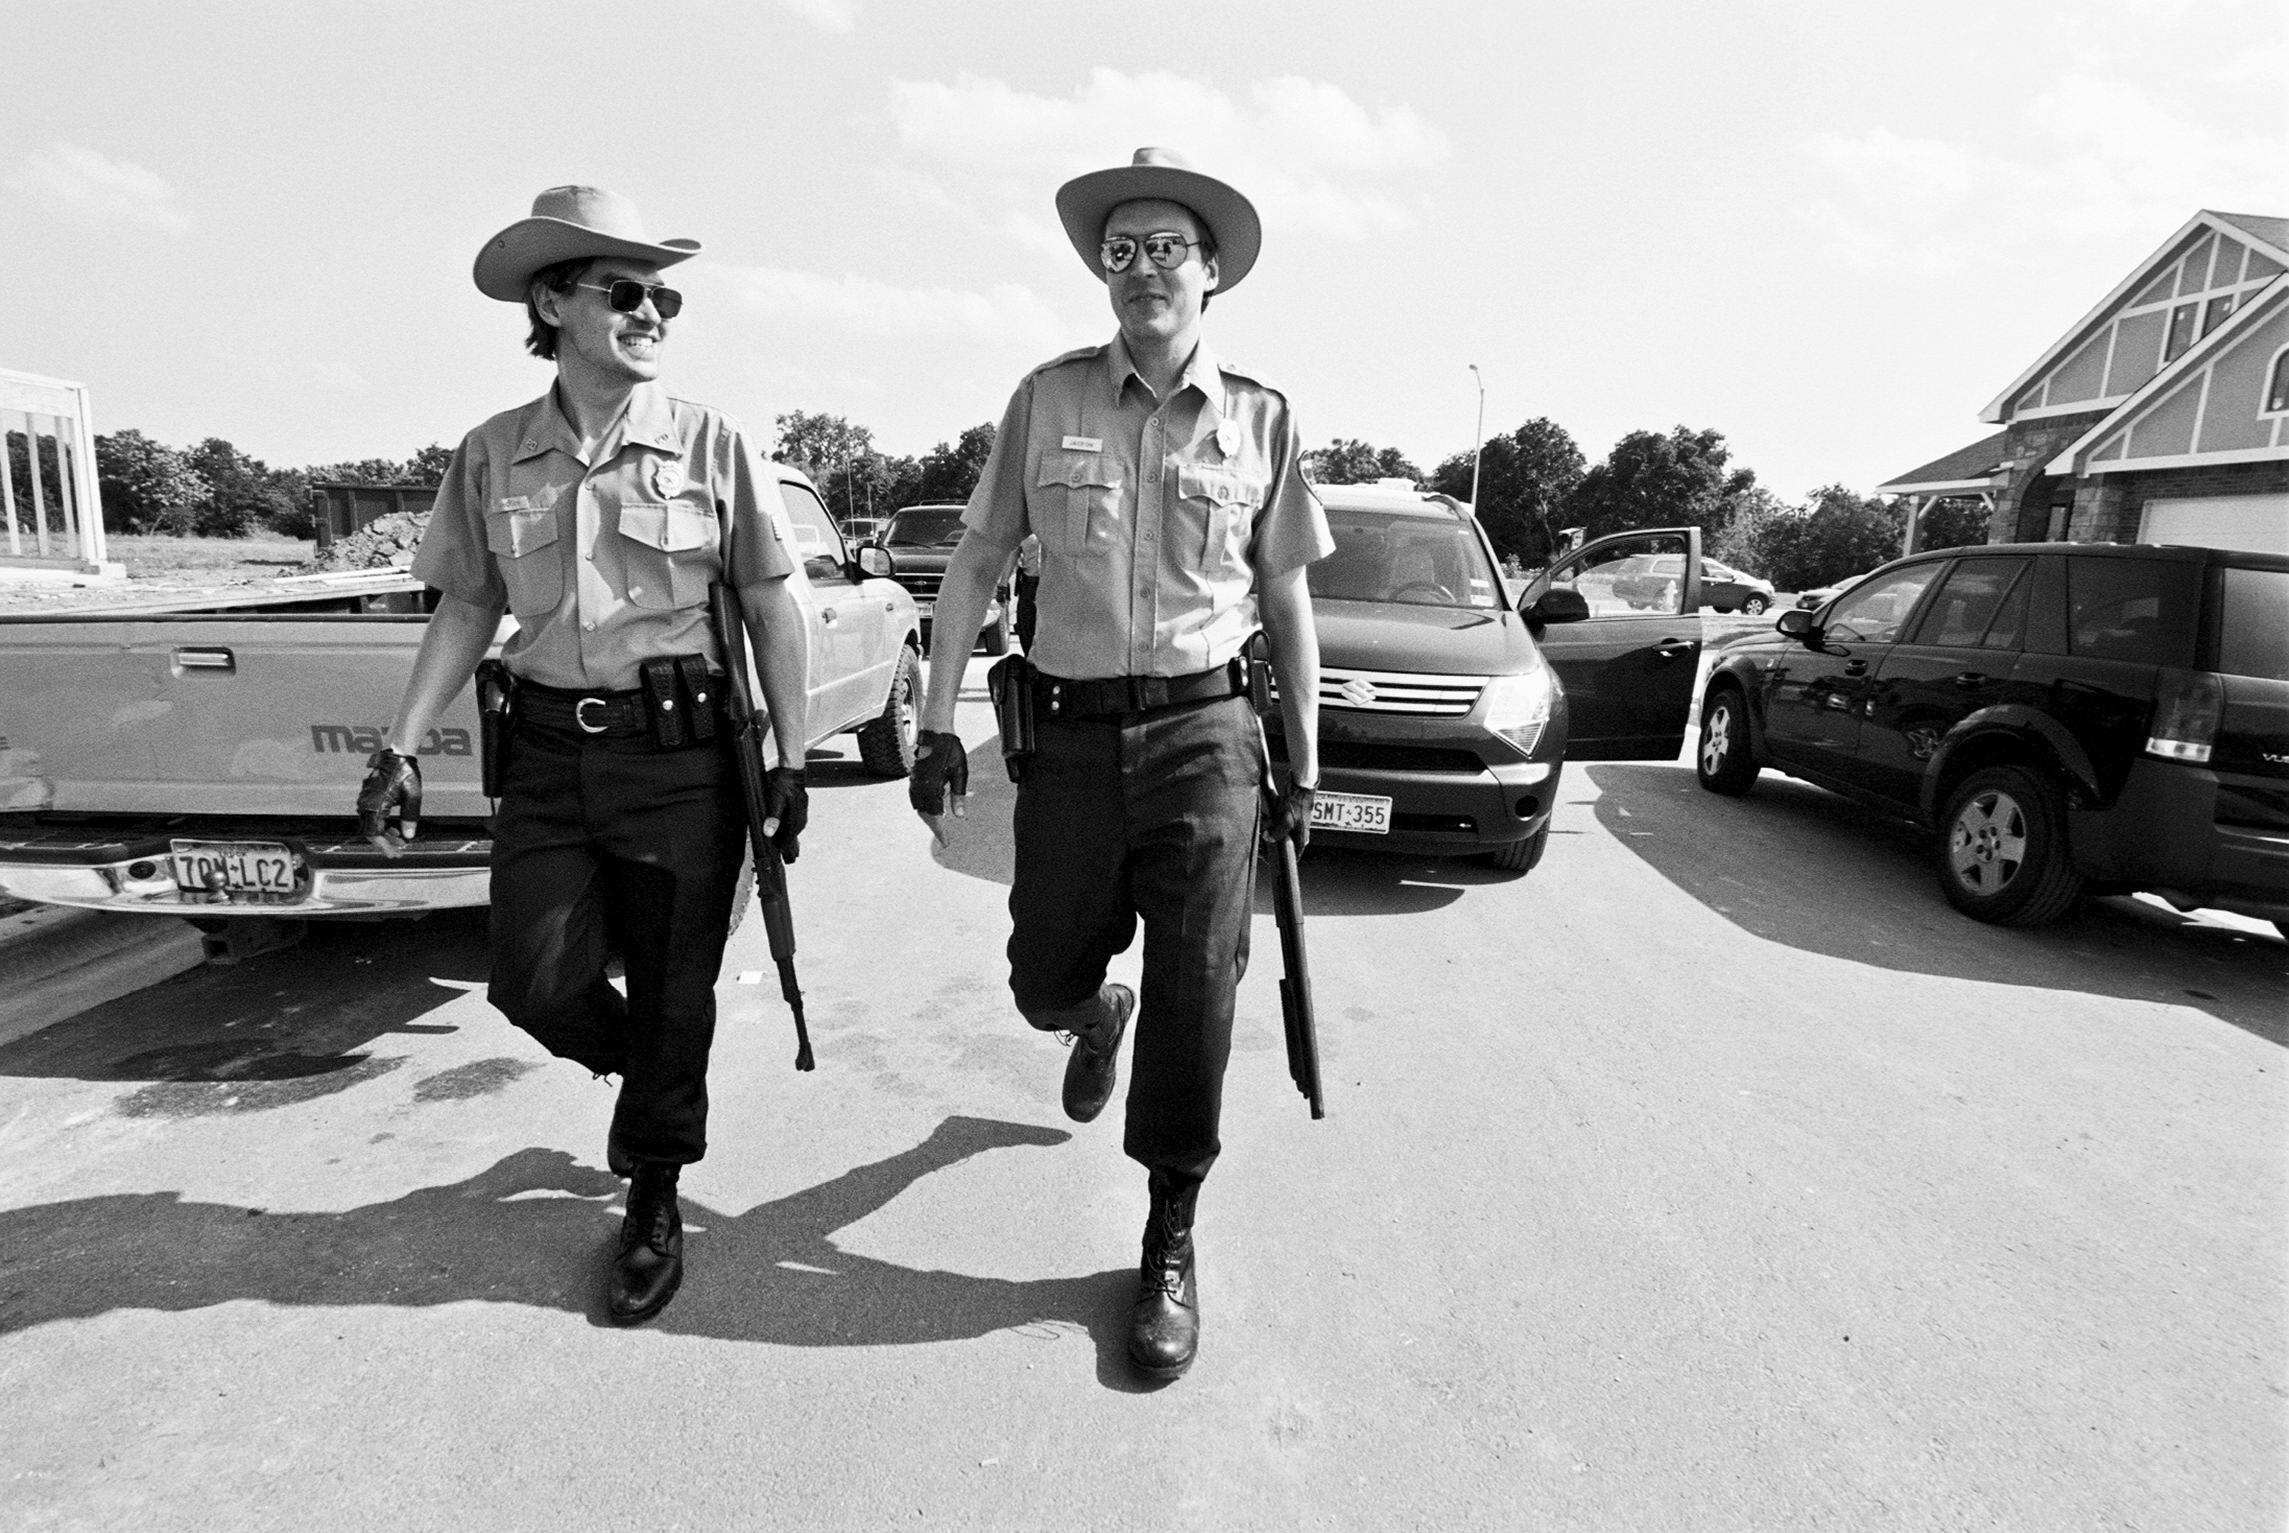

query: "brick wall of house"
xmin=2064 ymin=460 xmax=2289 ymax=543
xmin=1991 ymin=411 xmax=2113 ymax=542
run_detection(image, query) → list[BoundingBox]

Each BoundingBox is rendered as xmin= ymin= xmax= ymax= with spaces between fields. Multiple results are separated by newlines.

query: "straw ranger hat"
xmin=1054 ymin=148 xmax=1261 ymax=294
xmin=472 ymin=185 xmax=701 ymax=302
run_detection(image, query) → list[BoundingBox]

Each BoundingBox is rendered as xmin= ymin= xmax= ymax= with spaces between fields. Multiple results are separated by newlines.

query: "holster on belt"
xmin=475 ymin=658 xmax=515 ymax=798
xmin=986 ymin=654 xmax=1037 ymax=783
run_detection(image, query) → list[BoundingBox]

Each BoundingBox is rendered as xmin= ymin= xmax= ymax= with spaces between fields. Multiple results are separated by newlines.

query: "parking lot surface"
xmin=0 ymin=657 xmax=2280 ymax=1531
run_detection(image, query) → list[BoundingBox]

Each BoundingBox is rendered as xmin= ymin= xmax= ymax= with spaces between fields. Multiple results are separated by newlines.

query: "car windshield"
xmin=1309 ymin=509 xmax=1502 ymax=609
xmin=887 ymin=509 xmax=965 ymax=547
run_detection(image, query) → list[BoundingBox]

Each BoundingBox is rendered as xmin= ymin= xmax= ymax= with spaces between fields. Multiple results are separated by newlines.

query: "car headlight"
xmin=1480 ymin=665 xmax=1555 ymax=755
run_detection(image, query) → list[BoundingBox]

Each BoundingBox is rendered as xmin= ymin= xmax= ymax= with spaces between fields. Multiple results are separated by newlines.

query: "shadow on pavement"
xmin=0 ymin=908 xmax=492 ymax=1106
xmin=1585 ymin=762 xmax=2288 ymax=1044
xmin=0 ymin=1115 xmax=1150 ymax=1381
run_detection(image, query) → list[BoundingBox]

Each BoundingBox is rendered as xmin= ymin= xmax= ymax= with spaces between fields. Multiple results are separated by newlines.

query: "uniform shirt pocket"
xmin=1034 ymin=452 xmax=1121 ymax=556
xmin=484 ymin=506 xmax=565 ymax=616
xmin=616 ymin=499 xmax=719 ymax=609
xmin=1175 ymin=463 xmax=1266 ymax=570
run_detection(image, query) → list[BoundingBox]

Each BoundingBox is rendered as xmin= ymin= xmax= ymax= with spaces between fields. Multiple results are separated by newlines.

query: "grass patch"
xmin=104 ymin=534 xmax=317 ymax=577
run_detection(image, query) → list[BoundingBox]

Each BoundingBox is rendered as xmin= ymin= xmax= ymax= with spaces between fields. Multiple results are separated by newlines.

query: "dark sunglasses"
xmin=576 ymin=279 xmax=684 ymax=319
xmin=1099 ymin=232 xmax=1203 ymax=275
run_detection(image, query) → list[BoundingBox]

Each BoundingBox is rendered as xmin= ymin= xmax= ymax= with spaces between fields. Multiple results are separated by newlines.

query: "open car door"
xmin=1522 ymin=527 xmax=1704 ymax=760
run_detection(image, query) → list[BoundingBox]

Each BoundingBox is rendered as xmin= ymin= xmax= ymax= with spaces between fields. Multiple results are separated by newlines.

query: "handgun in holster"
xmin=475 ymin=658 xmax=515 ymax=799
xmin=986 ymin=654 xmax=1037 ymax=783
xmin=1240 ymin=633 xmax=1277 ymax=790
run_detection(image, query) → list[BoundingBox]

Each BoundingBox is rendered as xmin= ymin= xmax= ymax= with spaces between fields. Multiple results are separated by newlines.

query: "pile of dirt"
xmin=307 ymin=511 xmax=431 ymax=572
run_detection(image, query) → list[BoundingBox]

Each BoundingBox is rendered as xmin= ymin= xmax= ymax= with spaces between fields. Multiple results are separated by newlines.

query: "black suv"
xmin=883 ymin=504 xmax=1013 ymax=655
xmin=1692 ymin=542 xmax=2289 ymax=929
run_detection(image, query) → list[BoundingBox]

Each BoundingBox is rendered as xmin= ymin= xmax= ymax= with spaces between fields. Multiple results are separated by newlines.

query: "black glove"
xmin=356 ymin=748 xmax=423 ymax=855
xmin=1264 ymin=781 xmax=1316 ymax=855
xmin=763 ymin=766 xmax=808 ymax=864
xmin=909 ymin=730 xmax=970 ymax=819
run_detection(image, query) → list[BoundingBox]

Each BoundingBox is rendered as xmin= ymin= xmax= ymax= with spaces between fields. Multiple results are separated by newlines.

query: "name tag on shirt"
xmin=498 ymin=496 xmax=533 ymax=511
xmin=1061 ymin=435 xmax=1102 ymax=453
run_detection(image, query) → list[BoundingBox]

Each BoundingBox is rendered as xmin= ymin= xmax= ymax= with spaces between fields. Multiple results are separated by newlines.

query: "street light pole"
xmin=1467 ymin=364 xmax=1486 ymax=511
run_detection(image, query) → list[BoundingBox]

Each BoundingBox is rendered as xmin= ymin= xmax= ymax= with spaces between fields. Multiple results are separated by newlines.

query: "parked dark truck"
xmin=884 ymin=503 xmax=1013 ymax=655
xmin=0 ymin=465 xmax=921 ymax=922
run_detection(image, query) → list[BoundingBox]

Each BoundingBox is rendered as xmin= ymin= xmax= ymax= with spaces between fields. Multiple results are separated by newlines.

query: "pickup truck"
xmin=883 ymin=503 xmax=1013 ymax=655
xmin=0 ymin=464 xmax=920 ymax=919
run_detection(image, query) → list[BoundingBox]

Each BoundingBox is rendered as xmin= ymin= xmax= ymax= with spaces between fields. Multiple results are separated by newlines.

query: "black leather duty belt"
xmin=1035 ymin=662 xmax=1244 ymax=721
xmin=514 ymin=683 xmax=722 ymax=739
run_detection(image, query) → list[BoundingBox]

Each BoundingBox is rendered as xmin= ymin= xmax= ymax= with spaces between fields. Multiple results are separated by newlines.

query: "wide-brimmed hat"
xmin=1054 ymin=147 xmax=1261 ymax=294
xmin=472 ymin=186 xmax=701 ymax=303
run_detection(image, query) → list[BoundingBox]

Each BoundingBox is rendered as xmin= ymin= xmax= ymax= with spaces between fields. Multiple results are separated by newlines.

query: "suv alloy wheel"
xmin=1696 ymin=686 xmax=1759 ymax=796
xmin=1937 ymin=764 xmax=2084 ymax=926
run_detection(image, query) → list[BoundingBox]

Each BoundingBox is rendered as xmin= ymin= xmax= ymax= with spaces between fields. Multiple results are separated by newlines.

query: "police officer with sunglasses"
xmin=909 ymin=148 xmax=1331 ymax=1380
xmin=358 ymin=186 xmax=811 ymax=1325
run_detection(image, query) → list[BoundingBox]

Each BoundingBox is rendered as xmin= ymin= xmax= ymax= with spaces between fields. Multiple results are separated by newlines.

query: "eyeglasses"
xmin=577 ymin=280 xmax=684 ymax=319
xmin=1099 ymin=232 xmax=1203 ymax=275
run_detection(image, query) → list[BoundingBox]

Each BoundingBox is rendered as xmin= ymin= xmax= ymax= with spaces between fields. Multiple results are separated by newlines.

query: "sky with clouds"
xmin=2 ymin=0 xmax=2280 ymax=500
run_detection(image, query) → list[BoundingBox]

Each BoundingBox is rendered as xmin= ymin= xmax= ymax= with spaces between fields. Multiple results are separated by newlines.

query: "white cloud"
xmin=6 ymin=143 xmax=189 ymax=231
xmin=777 ymin=0 xmax=856 ymax=33
xmin=1793 ymin=70 xmax=2282 ymax=279
xmin=884 ymin=69 xmax=1450 ymax=240
xmin=718 ymin=264 xmax=1061 ymax=348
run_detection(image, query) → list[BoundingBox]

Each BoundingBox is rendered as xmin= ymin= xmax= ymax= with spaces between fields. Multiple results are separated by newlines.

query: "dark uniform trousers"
xmin=1009 ymin=693 xmax=1261 ymax=1189
xmin=487 ymin=713 xmax=747 ymax=1166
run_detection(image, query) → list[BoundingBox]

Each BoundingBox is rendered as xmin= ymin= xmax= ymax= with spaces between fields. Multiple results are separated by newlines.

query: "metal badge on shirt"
xmin=652 ymin=459 xmax=686 ymax=499
xmin=1214 ymin=422 xmax=1239 ymax=458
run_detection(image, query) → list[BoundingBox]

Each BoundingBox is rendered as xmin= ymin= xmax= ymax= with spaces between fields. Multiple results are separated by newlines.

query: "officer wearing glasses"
xmin=358 ymin=186 xmax=811 ymax=1326
xmin=909 ymin=148 xmax=1330 ymax=1380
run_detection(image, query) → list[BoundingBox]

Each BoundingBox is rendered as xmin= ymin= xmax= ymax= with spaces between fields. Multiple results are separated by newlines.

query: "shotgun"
xmin=709 ymin=581 xmax=814 ymax=1072
xmin=1245 ymin=634 xmax=1324 ymax=1119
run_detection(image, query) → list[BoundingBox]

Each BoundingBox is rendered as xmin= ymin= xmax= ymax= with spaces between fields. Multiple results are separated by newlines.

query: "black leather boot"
xmin=608 ymin=1161 xmax=684 ymax=1325
xmin=1127 ymin=1173 xmax=1200 ymax=1380
xmin=1062 ymin=983 xmax=1134 ymax=1124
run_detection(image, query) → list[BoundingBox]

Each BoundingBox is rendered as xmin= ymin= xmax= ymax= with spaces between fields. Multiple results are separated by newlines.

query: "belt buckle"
xmin=574 ymin=697 xmax=609 ymax=734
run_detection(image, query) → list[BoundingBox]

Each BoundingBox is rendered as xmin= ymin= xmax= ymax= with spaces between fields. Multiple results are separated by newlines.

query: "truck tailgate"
xmin=0 ymin=614 xmax=490 ymax=819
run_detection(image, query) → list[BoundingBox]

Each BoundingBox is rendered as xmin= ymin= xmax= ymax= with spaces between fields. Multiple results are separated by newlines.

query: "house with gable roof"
xmin=1880 ymin=210 xmax=2289 ymax=556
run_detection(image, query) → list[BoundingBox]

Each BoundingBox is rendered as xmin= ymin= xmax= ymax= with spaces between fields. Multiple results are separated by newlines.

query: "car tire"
xmin=1696 ymin=687 xmax=1759 ymax=795
xmin=1741 ymin=594 xmax=1770 ymax=615
xmin=856 ymin=645 xmax=920 ymax=778
xmin=1936 ymin=765 xmax=2083 ymax=927
xmin=1483 ymin=825 xmax=1549 ymax=873
xmin=981 ymin=601 xmax=1012 ymax=656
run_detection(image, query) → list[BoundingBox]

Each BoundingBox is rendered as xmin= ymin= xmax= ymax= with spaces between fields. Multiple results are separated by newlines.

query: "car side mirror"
xmin=1775 ymin=608 xmax=1815 ymax=640
xmin=855 ymin=543 xmax=895 ymax=580
xmin=1524 ymin=588 xmax=1591 ymax=626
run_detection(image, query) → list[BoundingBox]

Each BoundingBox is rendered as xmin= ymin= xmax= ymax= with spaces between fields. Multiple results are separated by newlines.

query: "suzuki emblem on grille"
xmin=1340 ymin=678 xmax=1378 ymax=706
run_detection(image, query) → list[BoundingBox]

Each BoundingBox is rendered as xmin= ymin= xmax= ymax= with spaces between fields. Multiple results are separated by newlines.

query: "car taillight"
xmin=2146 ymin=668 xmax=2223 ymax=764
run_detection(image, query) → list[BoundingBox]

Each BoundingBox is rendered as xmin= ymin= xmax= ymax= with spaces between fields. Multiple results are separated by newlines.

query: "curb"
xmin=0 ymin=906 xmax=207 ymax=1050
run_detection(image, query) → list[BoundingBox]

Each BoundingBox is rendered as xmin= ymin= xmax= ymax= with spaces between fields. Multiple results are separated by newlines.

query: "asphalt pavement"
xmin=0 ymin=655 xmax=2281 ymax=1531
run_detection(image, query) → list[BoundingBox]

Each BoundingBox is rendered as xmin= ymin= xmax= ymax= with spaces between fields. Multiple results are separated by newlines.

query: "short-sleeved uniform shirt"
xmin=411 ymin=381 xmax=793 ymax=692
xmin=961 ymin=336 xmax=1332 ymax=680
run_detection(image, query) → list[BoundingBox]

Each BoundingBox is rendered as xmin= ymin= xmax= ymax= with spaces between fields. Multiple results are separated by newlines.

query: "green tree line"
xmin=1304 ymin=419 xmax=1986 ymax=591
xmin=76 ymin=429 xmax=453 ymax=540
xmin=62 ymin=410 xmax=1984 ymax=592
